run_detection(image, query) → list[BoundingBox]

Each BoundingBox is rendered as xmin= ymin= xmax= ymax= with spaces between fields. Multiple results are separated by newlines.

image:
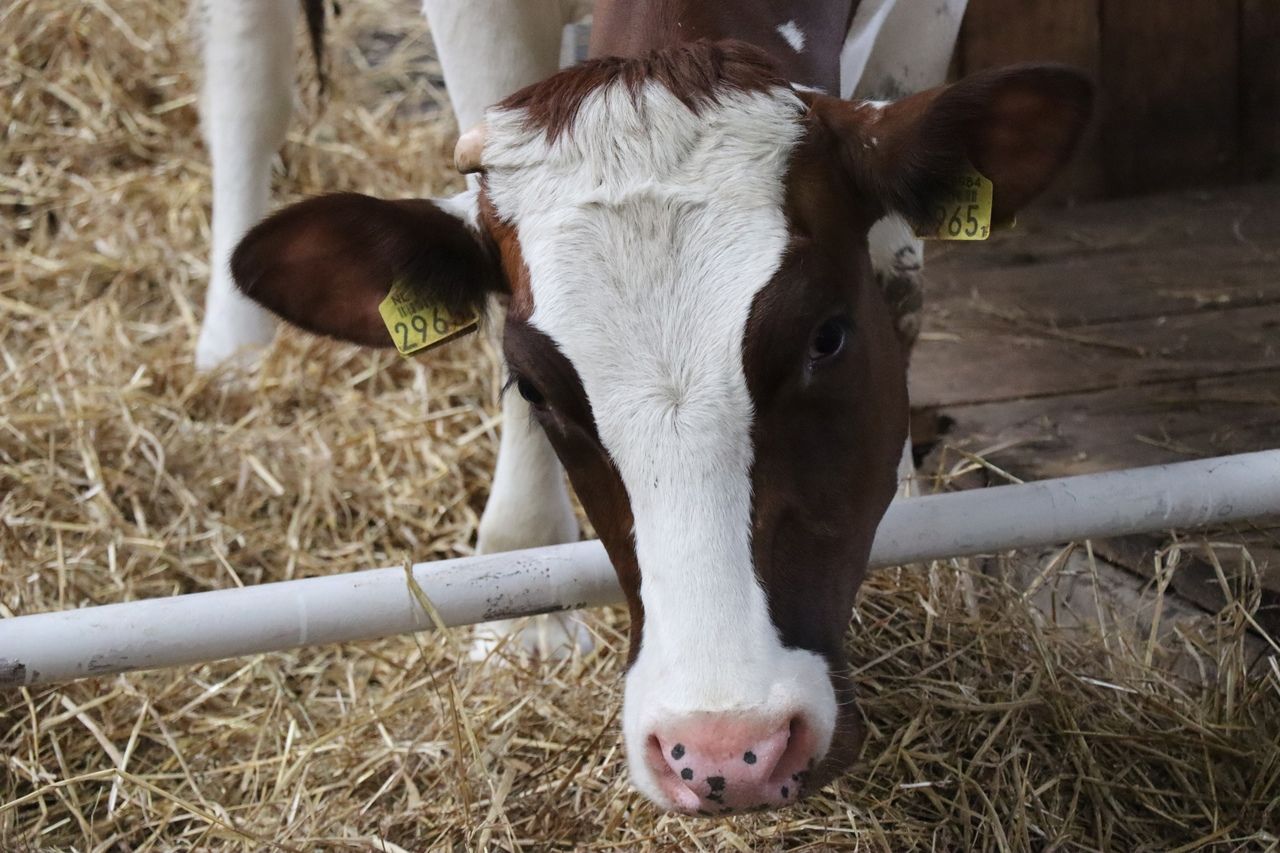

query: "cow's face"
xmin=476 ymin=48 xmax=912 ymax=814
xmin=231 ymin=42 xmax=1091 ymax=815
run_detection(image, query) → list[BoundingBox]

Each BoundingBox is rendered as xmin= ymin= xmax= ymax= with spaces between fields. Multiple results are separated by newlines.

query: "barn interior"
xmin=2 ymin=0 xmax=1277 ymax=849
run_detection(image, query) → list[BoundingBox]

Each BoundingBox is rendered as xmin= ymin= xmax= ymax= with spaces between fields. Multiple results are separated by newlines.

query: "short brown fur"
xmin=499 ymin=40 xmax=791 ymax=141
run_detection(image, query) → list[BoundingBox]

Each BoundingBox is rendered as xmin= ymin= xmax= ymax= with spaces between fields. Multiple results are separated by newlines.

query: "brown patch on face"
xmin=476 ymin=189 xmax=534 ymax=320
xmin=742 ymin=108 xmax=909 ymax=771
xmin=498 ymin=40 xmax=791 ymax=141
xmin=502 ymin=319 xmax=645 ymax=662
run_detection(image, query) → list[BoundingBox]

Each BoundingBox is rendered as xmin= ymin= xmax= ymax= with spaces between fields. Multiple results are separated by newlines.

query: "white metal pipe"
xmin=3 ymin=450 xmax=1277 ymax=688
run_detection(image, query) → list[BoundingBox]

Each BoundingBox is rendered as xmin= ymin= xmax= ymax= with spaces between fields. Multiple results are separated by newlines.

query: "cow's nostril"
xmin=647 ymin=714 xmax=818 ymax=814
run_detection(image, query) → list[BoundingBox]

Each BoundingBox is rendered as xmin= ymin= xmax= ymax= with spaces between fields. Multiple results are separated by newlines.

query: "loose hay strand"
xmin=2 ymin=0 xmax=1279 ymax=850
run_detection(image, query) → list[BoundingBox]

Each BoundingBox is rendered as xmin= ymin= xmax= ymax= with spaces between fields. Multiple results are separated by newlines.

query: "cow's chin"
xmin=807 ymin=673 xmax=868 ymax=792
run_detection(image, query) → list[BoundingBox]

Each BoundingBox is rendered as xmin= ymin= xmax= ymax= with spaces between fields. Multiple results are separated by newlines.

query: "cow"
xmin=198 ymin=0 xmax=1091 ymax=816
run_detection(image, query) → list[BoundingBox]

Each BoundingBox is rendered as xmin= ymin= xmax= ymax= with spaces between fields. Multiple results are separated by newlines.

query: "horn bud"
xmin=454 ymin=123 xmax=487 ymax=174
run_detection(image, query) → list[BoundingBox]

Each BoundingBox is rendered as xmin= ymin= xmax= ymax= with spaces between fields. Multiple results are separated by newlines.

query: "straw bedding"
xmin=2 ymin=0 xmax=1277 ymax=849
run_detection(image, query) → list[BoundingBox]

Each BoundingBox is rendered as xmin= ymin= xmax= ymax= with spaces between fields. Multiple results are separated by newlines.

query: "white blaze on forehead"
xmin=482 ymin=80 xmax=836 ymax=807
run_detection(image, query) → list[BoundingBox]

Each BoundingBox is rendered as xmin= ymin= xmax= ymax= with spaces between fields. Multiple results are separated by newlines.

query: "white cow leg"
xmin=854 ymin=0 xmax=968 ymax=358
xmin=194 ymin=0 xmax=294 ymax=371
xmin=421 ymin=0 xmax=568 ymax=131
xmin=471 ymin=385 xmax=587 ymax=659
xmin=853 ymin=0 xmax=969 ymax=102
xmin=854 ymin=2 xmax=968 ymax=491
xmin=422 ymin=0 xmax=588 ymax=659
xmin=838 ymin=0 xmax=902 ymax=97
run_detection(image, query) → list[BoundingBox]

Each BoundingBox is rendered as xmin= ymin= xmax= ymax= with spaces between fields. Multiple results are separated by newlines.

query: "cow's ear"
xmin=817 ymin=64 xmax=1093 ymax=226
xmin=231 ymin=191 xmax=502 ymax=348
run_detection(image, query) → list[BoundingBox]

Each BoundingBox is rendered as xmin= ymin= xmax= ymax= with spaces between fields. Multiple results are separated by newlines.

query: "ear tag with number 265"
xmin=917 ymin=163 xmax=994 ymax=241
xmin=378 ymin=278 xmax=478 ymax=357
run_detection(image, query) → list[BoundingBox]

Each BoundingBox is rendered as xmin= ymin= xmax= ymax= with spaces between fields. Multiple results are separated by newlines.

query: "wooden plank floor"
xmin=911 ymin=182 xmax=1280 ymax=630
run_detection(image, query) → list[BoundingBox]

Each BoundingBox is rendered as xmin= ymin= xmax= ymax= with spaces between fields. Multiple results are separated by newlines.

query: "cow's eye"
xmin=809 ymin=318 xmax=847 ymax=363
xmin=515 ymin=375 xmax=546 ymax=407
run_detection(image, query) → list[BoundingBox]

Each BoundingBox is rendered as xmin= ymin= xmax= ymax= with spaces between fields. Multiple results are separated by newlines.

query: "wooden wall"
xmin=956 ymin=0 xmax=1280 ymax=200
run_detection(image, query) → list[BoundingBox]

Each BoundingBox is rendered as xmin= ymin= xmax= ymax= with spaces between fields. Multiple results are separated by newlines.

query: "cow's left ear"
xmin=231 ymin=191 xmax=502 ymax=348
xmin=814 ymin=64 xmax=1094 ymax=226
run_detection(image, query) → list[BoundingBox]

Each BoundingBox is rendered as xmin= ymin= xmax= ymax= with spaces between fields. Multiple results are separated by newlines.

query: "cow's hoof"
xmin=194 ymin=293 xmax=279 ymax=372
xmin=195 ymin=339 xmax=264 ymax=373
xmin=195 ymin=324 xmax=276 ymax=372
xmin=468 ymin=613 xmax=595 ymax=662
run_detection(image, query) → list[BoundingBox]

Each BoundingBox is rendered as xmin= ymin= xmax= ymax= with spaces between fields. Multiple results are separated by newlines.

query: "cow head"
xmin=231 ymin=41 xmax=1091 ymax=815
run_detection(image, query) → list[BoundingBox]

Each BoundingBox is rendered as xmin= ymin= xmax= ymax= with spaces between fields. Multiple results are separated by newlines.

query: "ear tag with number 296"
xmin=917 ymin=163 xmax=994 ymax=241
xmin=378 ymin=278 xmax=478 ymax=357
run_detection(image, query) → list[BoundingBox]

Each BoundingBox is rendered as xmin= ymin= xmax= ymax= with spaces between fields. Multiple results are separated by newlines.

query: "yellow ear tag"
xmin=917 ymin=163 xmax=994 ymax=241
xmin=378 ymin=279 xmax=478 ymax=357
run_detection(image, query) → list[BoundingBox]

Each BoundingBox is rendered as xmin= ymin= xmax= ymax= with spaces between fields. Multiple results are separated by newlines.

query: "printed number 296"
xmin=394 ymin=309 xmax=451 ymax=350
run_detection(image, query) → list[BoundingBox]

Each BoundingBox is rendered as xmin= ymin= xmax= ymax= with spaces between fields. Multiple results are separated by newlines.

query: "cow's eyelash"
xmin=503 ymin=371 xmax=549 ymax=417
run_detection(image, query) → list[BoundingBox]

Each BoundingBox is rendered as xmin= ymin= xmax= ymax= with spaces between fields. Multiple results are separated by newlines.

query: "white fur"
xmin=482 ymin=82 xmax=837 ymax=808
xmin=868 ymin=213 xmax=921 ymax=280
xmin=776 ymin=20 xmax=805 ymax=53
xmin=194 ymin=0 xmax=293 ymax=370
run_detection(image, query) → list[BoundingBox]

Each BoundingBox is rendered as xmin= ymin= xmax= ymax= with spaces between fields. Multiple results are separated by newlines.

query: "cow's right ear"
xmin=808 ymin=64 xmax=1093 ymax=229
xmin=231 ymin=191 xmax=502 ymax=348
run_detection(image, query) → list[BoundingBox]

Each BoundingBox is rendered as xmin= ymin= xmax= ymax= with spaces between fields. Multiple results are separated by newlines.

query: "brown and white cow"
xmin=205 ymin=0 xmax=1090 ymax=816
